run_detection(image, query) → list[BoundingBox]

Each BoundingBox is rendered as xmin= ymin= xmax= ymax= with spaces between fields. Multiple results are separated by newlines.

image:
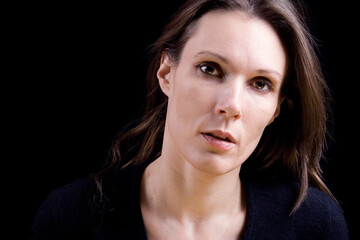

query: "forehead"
xmin=181 ymin=10 xmax=287 ymax=77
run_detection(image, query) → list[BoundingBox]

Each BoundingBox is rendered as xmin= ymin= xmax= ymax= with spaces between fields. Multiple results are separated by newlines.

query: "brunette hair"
xmin=96 ymin=0 xmax=334 ymax=213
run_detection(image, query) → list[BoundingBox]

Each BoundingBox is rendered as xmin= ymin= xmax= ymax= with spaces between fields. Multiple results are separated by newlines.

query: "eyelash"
xmin=197 ymin=62 xmax=223 ymax=78
xmin=251 ymin=77 xmax=274 ymax=92
xmin=196 ymin=62 xmax=274 ymax=92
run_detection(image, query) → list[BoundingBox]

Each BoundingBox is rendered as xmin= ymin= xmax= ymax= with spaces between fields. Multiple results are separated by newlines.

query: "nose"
xmin=215 ymin=83 xmax=242 ymax=120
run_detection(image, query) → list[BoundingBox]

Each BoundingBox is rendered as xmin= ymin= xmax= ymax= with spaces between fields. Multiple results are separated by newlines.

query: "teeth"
xmin=207 ymin=133 xmax=231 ymax=142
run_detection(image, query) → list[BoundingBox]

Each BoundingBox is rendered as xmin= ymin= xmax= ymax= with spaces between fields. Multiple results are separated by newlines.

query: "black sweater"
xmin=28 ymin=162 xmax=349 ymax=239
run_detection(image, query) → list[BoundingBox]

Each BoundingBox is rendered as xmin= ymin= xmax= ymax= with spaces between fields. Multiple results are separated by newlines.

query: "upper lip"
xmin=202 ymin=130 xmax=237 ymax=144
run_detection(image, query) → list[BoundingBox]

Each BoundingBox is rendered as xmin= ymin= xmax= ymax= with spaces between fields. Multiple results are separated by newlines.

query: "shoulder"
xmin=94 ymin=162 xmax=148 ymax=238
xmin=29 ymin=160 xmax=151 ymax=240
xmin=29 ymin=175 xmax=97 ymax=239
xmin=29 ymin=163 xmax=148 ymax=240
xmin=48 ymin=175 xmax=96 ymax=207
xmin=243 ymin=180 xmax=349 ymax=239
xmin=295 ymin=186 xmax=349 ymax=239
xmin=98 ymin=162 xmax=147 ymax=209
xmin=37 ymin=175 xmax=96 ymax=220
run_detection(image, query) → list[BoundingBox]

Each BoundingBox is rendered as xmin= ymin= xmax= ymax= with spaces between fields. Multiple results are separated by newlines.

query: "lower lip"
xmin=201 ymin=133 xmax=236 ymax=151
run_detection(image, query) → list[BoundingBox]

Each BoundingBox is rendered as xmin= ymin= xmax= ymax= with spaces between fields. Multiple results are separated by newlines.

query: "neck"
xmin=141 ymin=155 xmax=244 ymax=221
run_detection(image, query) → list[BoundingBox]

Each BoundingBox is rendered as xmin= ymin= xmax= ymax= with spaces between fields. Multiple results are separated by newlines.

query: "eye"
xmin=251 ymin=78 xmax=273 ymax=92
xmin=198 ymin=62 xmax=223 ymax=78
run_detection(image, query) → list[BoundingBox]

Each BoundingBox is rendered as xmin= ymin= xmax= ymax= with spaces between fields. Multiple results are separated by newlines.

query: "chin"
xmin=187 ymin=152 xmax=243 ymax=176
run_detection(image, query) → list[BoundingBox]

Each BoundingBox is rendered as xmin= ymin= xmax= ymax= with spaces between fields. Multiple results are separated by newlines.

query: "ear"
xmin=157 ymin=53 xmax=174 ymax=97
xmin=267 ymin=96 xmax=284 ymax=126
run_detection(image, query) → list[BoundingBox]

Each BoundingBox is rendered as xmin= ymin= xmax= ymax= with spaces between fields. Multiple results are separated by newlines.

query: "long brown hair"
xmin=96 ymin=0 xmax=333 ymax=213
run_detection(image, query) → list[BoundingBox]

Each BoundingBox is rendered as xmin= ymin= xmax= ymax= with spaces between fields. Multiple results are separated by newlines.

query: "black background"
xmin=7 ymin=1 xmax=357 ymax=239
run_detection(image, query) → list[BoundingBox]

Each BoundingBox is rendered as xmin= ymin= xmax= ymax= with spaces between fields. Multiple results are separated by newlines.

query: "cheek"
xmin=235 ymin=101 xmax=277 ymax=158
xmin=244 ymin=97 xmax=278 ymax=134
xmin=170 ymin=76 xmax=212 ymax=121
xmin=166 ymin=80 xmax=198 ymax=142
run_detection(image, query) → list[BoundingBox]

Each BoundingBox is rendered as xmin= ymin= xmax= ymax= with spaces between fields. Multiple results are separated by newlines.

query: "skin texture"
xmin=141 ymin=10 xmax=287 ymax=239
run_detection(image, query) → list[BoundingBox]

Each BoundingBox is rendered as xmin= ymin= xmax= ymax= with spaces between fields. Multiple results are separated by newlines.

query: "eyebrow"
xmin=194 ymin=51 xmax=229 ymax=64
xmin=194 ymin=50 xmax=283 ymax=80
xmin=256 ymin=69 xmax=282 ymax=80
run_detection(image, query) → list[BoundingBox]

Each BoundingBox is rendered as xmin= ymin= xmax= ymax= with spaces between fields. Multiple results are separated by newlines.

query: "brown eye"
xmin=198 ymin=62 xmax=223 ymax=78
xmin=252 ymin=78 xmax=273 ymax=91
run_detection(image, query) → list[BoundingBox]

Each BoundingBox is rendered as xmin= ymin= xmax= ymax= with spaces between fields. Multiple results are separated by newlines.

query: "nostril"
xmin=233 ymin=112 xmax=241 ymax=120
xmin=217 ymin=108 xmax=242 ymax=119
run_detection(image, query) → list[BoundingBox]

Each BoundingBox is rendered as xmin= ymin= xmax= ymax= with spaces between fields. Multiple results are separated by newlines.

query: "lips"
xmin=203 ymin=130 xmax=236 ymax=143
xmin=205 ymin=132 xmax=233 ymax=143
xmin=201 ymin=130 xmax=236 ymax=151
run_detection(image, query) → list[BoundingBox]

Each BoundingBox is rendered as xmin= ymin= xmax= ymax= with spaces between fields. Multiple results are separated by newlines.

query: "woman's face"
xmin=158 ymin=10 xmax=287 ymax=176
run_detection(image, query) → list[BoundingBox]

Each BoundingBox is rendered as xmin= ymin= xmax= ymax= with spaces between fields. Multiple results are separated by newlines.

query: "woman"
xmin=29 ymin=0 xmax=349 ymax=239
